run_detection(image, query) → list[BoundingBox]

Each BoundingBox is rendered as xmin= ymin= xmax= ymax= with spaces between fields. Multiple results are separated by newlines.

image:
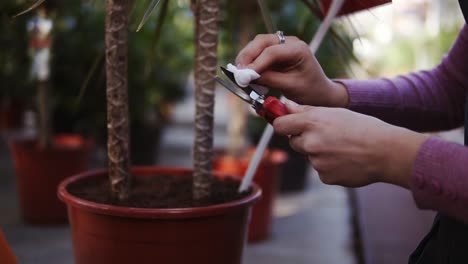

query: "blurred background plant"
xmin=341 ymin=0 xmax=463 ymax=77
xmin=0 ymin=1 xmax=31 ymax=102
xmin=0 ymin=1 xmax=32 ymax=131
xmin=2 ymin=0 xmax=193 ymax=163
xmin=52 ymin=1 xmax=193 ymax=142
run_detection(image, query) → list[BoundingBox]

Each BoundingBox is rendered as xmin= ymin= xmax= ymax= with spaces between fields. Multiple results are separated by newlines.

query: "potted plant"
xmin=55 ymin=0 xmax=260 ymax=263
xmin=6 ymin=1 xmax=93 ymax=224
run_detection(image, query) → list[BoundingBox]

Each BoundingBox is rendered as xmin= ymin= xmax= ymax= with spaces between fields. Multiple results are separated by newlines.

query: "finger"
xmin=272 ymin=104 xmax=315 ymax=136
xmin=307 ymin=155 xmax=329 ymax=173
xmin=246 ymin=43 xmax=302 ymax=73
xmin=289 ymin=135 xmax=307 ymax=154
xmin=289 ymin=133 xmax=321 ymax=155
xmin=235 ymin=34 xmax=281 ymax=67
xmin=284 ymin=100 xmax=311 ymax=114
xmin=254 ymin=70 xmax=291 ymax=91
xmin=236 ymin=35 xmax=298 ymax=69
xmin=307 ymin=155 xmax=321 ymax=171
xmin=272 ymin=112 xmax=309 ymax=136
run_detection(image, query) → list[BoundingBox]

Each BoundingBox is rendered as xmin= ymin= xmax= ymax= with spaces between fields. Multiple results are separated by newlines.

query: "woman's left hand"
xmin=273 ymin=102 xmax=429 ymax=188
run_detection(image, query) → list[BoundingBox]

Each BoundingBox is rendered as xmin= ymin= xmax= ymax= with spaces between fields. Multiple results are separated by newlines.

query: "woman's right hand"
xmin=235 ymin=34 xmax=349 ymax=107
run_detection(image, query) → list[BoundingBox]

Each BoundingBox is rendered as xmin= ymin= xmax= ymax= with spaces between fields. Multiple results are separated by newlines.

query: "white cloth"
xmin=226 ymin=63 xmax=260 ymax=88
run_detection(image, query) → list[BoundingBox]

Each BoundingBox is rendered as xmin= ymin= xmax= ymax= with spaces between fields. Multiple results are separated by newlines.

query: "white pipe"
xmin=309 ymin=0 xmax=345 ymax=53
xmin=238 ymin=0 xmax=345 ymax=192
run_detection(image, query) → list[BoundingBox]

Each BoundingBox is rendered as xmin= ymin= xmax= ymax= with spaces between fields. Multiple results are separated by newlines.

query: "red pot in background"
xmin=9 ymin=134 xmax=92 ymax=224
xmin=214 ymin=149 xmax=287 ymax=242
xmin=0 ymin=229 xmax=17 ymax=264
xmin=320 ymin=0 xmax=391 ymax=16
xmin=0 ymin=100 xmax=24 ymax=131
xmin=58 ymin=167 xmax=261 ymax=264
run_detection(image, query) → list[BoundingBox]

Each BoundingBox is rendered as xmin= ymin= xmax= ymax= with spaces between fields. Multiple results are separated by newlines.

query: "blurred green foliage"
xmin=53 ymin=1 xmax=193 ymax=137
xmin=1 ymin=0 xmax=354 ymax=140
xmin=0 ymin=1 xmax=31 ymax=100
xmin=372 ymin=27 xmax=461 ymax=76
xmin=1 ymin=1 xmax=193 ymax=138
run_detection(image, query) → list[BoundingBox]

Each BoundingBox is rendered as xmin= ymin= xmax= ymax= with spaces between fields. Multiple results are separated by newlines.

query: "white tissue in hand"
xmin=226 ymin=63 xmax=260 ymax=87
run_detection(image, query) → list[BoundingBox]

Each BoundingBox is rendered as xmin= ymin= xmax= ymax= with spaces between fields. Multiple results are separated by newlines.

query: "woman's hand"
xmin=235 ymin=34 xmax=348 ymax=107
xmin=273 ymin=102 xmax=429 ymax=188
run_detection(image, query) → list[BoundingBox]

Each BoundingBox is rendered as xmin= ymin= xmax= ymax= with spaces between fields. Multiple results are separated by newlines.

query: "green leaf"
xmin=300 ymin=0 xmax=324 ymax=20
xmin=12 ymin=0 xmax=46 ymax=18
xmin=257 ymin=0 xmax=275 ymax=33
xmin=76 ymin=51 xmax=105 ymax=105
xmin=144 ymin=0 xmax=170 ymax=79
xmin=136 ymin=0 xmax=162 ymax=32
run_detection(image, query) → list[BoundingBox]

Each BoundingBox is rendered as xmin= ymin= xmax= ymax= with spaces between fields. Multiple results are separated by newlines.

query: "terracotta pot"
xmin=9 ymin=134 xmax=92 ymax=224
xmin=214 ymin=149 xmax=287 ymax=242
xmin=0 ymin=230 xmax=17 ymax=264
xmin=270 ymin=135 xmax=309 ymax=192
xmin=58 ymin=167 xmax=261 ymax=264
xmin=0 ymin=100 xmax=24 ymax=131
xmin=320 ymin=0 xmax=391 ymax=16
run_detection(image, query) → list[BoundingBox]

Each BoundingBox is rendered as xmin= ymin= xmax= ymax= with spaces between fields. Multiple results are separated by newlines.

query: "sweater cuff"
xmin=410 ymin=137 xmax=468 ymax=222
xmin=333 ymin=78 xmax=398 ymax=110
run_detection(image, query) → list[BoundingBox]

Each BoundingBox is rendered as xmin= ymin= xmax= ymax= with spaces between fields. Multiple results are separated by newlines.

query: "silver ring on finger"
xmin=276 ymin=30 xmax=285 ymax=44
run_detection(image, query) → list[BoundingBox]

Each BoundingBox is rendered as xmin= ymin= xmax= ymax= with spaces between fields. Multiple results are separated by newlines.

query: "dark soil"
xmin=67 ymin=173 xmax=251 ymax=208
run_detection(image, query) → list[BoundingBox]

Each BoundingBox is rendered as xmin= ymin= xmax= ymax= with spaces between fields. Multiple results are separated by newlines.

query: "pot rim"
xmin=214 ymin=148 xmax=288 ymax=165
xmin=8 ymin=133 xmax=93 ymax=151
xmin=58 ymin=166 xmax=261 ymax=219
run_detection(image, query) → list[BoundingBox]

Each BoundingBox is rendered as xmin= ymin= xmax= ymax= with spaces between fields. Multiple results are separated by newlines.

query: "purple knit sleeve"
xmin=335 ymin=25 xmax=468 ymax=222
xmin=336 ymin=24 xmax=468 ymax=132
xmin=411 ymin=137 xmax=468 ymax=223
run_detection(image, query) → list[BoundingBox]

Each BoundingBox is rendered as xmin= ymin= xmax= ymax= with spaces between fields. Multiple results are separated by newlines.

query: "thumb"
xmin=285 ymin=100 xmax=312 ymax=114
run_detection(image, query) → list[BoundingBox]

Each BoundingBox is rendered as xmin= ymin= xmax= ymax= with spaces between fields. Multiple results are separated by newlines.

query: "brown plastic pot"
xmin=58 ymin=167 xmax=261 ymax=264
xmin=214 ymin=149 xmax=287 ymax=242
xmin=9 ymin=134 xmax=92 ymax=224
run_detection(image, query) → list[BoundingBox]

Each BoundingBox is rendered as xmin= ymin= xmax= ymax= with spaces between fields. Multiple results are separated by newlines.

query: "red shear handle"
xmin=256 ymin=96 xmax=289 ymax=124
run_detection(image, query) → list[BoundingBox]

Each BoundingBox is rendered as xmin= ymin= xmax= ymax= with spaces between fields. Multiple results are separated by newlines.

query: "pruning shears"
xmin=215 ymin=66 xmax=289 ymax=124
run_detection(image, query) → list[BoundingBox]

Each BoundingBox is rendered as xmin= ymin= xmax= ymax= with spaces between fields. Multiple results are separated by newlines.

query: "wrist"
xmin=378 ymin=126 xmax=429 ymax=188
xmin=327 ymin=80 xmax=349 ymax=108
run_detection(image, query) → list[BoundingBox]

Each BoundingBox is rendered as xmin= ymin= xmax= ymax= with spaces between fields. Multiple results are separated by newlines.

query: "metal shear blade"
xmin=215 ymin=76 xmax=252 ymax=103
xmin=219 ymin=66 xmax=269 ymax=96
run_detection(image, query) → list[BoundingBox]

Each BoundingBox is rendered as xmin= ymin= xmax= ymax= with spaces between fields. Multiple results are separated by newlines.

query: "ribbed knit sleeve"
xmin=336 ymin=25 xmax=468 ymax=132
xmin=411 ymin=137 xmax=468 ymax=223
xmin=336 ymin=25 xmax=468 ymax=222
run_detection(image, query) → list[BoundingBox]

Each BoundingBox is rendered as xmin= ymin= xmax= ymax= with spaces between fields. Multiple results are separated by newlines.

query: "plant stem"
xmin=106 ymin=0 xmax=131 ymax=201
xmin=193 ymin=0 xmax=219 ymax=200
xmin=37 ymin=80 xmax=51 ymax=149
